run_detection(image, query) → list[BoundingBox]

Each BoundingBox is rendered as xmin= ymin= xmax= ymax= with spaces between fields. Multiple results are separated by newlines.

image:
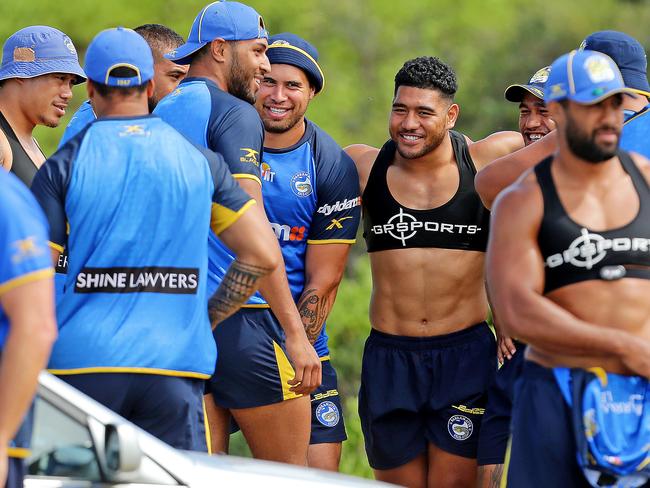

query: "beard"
xmin=263 ymin=109 xmax=304 ymax=134
xmin=565 ymin=110 xmax=619 ymax=164
xmin=394 ymin=129 xmax=447 ymax=160
xmin=228 ymin=51 xmax=256 ymax=105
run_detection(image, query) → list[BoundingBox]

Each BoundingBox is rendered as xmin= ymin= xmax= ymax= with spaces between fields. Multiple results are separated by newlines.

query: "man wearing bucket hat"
xmin=476 ymin=65 xmax=556 ymax=488
xmin=155 ymin=2 xmax=321 ymax=466
xmin=31 ymin=26 xmax=277 ymax=450
xmin=252 ymin=32 xmax=360 ymax=471
xmin=476 ymin=30 xmax=650 ymax=209
xmin=487 ymin=49 xmax=650 ymax=487
xmin=0 ymin=26 xmax=85 ymax=186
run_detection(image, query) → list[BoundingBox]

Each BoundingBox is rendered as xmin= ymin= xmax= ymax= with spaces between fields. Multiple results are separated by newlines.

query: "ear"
xmin=308 ymin=85 xmax=316 ymax=101
xmin=210 ymin=38 xmax=228 ymax=63
xmin=446 ymin=102 xmax=460 ymax=129
xmin=146 ymin=79 xmax=155 ymax=98
xmin=86 ymin=80 xmax=95 ymax=100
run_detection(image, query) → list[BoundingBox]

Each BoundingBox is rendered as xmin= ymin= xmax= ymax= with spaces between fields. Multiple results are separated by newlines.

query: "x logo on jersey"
xmin=326 ymin=217 xmax=352 ymax=230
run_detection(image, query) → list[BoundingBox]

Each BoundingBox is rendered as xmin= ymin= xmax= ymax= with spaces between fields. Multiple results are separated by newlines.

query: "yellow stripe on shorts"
xmin=273 ymin=342 xmax=302 ymax=401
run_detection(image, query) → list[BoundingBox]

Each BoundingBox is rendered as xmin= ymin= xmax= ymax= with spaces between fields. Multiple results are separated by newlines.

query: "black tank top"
xmin=362 ymin=130 xmax=490 ymax=252
xmin=536 ymin=152 xmax=650 ymax=294
xmin=0 ymin=111 xmax=41 ymax=186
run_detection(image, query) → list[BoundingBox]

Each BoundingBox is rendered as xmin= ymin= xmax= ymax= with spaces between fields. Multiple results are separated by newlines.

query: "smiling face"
xmin=149 ymin=53 xmax=188 ymax=110
xmin=389 ymin=85 xmax=459 ymax=159
xmin=227 ymin=38 xmax=270 ymax=104
xmin=20 ymin=73 xmax=76 ymax=127
xmin=518 ymin=93 xmax=556 ymax=146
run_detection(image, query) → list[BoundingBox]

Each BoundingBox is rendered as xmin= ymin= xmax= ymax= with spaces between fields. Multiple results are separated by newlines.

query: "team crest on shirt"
xmin=11 ymin=236 xmax=45 ymax=264
xmin=261 ymin=162 xmax=275 ymax=182
xmin=239 ymin=148 xmax=260 ymax=167
xmin=119 ymin=125 xmax=149 ymax=137
xmin=315 ymin=401 xmax=340 ymax=427
xmin=290 ymin=171 xmax=312 ymax=197
xmin=448 ymin=415 xmax=473 ymax=441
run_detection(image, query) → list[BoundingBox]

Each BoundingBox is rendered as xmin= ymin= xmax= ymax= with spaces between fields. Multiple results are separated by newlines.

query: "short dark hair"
xmin=394 ymin=56 xmax=458 ymax=100
xmin=92 ymin=66 xmax=148 ymax=98
xmin=134 ymin=23 xmax=184 ymax=59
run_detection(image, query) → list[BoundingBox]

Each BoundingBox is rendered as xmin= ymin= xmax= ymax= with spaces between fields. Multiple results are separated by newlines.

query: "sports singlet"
xmin=0 ymin=111 xmax=43 ymax=186
xmin=536 ymin=152 xmax=650 ymax=294
xmin=363 ymin=130 xmax=490 ymax=252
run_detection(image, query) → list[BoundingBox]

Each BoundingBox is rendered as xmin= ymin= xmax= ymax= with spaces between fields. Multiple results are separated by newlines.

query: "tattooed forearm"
xmin=208 ymin=260 xmax=272 ymax=328
xmin=297 ymin=288 xmax=331 ymax=343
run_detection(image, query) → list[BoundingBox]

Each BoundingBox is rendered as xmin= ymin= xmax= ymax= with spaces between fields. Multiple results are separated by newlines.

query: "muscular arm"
xmin=486 ymin=181 xmax=635 ymax=361
xmin=0 ymin=130 xmax=12 ymax=171
xmin=469 ymin=130 xmax=524 ymax=169
xmin=475 ymin=131 xmax=557 ymax=209
xmin=344 ymin=144 xmax=378 ymax=193
xmin=0 ymin=278 xmax=57 ymax=449
xmin=298 ymin=243 xmax=351 ymax=344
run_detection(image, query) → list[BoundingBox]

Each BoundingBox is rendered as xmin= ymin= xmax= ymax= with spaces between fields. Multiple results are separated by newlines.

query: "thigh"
xmin=307 ymin=442 xmax=342 ymax=472
xmin=203 ymin=394 xmax=230 ymax=455
xmin=427 ymin=443 xmax=477 ymax=488
xmin=374 ymin=453 xmax=428 ymax=488
xmin=232 ymin=395 xmax=311 ymax=466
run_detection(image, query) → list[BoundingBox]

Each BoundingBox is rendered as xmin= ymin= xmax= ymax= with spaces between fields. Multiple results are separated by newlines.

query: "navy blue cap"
xmin=580 ymin=31 xmax=650 ymax=97
xmin=0 ymin=26 xmax=85 ymax=84
xmin=266 ymin=33 xmax=324 ymax=93
xmin=545 ymin=50 xmax=635 ymax=104
xmin=166 ymin=1 xmax=268 ymax=65
xmin=85 ymin=27 xmax=154 ymax=87
xmin=504 ymin=66 xmax=550 ymax=102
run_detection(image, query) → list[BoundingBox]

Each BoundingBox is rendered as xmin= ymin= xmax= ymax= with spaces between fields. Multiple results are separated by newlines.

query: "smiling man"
xmin=345 ymin=56 xmax=522 ymax=488
xmin=0 ymin=26 xmax=85 ymax=186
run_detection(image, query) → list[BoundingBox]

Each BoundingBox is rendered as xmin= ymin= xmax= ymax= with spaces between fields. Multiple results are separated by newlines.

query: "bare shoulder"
xmin=469 ymin=130 xmax=524 ymax=169
xmin=344 ymin=144 xmax=379 ymax=192
xmin=491 ymin=168 xmax=543 ymax=229
xmin=0 ymin=128 xmax=12 ymax=170
xmin=629 ymin=151 xmax=650 ymax=183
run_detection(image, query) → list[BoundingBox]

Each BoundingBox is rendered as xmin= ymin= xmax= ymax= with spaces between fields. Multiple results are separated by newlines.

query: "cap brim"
xmin=164 ymin=41 xmax=207 ymax=65
xmin=571 ymin=86 xmax=637 ymax=105
xmin=504 ymin=84 xmax=544 ymax=102
xmin=619 ymin=68 xmax=650 ymax=97
xmin=0 ymin=59 xmax=86 ymax=84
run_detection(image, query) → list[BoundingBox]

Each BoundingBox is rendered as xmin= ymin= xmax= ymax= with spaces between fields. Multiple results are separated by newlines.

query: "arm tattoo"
xmin=297 ymin=288 xmax=331 ymax=344
xmin=207 ymin=260 xmax=271 ymax=328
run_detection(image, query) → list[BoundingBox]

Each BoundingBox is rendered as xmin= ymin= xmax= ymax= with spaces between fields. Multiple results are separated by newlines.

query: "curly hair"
xmin=394 ymin=56 xmax=458 ymax=100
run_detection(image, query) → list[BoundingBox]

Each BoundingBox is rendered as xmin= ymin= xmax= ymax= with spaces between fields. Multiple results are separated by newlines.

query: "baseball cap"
xmin=84 ymin=27 xmax=154 ymax=87
xmin=0 ymin=26 xmax=85 ymax=84
xmin=544 ymin=50 xmax=635 ymax=104
xmin=580 ymin=30 xmax=650 ymax=97
xmin=267 ymin=33 xmax=324 ymax=93
xmin=166 ymin=1 xmax=268 ymax=65
xmin=504 ymin=66 xmax=550 ymax=102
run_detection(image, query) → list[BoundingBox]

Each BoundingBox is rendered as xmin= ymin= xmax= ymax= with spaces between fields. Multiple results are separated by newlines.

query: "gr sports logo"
xmin=240 ymin=148 xmax=260 ymax=167
xmin=317 ymin=197 xmax=361 ymax=216
xmin=447 ymin=415 xmax=473 ymax=441
xmin=545 ymin=228 xmax=650 ymax=273
xmin=315 ymin=401 xmax=340 ymax=427
xmin=290 ymin=171 xmax=312 ymax=197
xmin=261 ymin=162 xmax=276 ymax=182
xmin=270 ymin=223 xmax=306 ymax=242
xmin=371 ymin=208 xmax=482 ymax=247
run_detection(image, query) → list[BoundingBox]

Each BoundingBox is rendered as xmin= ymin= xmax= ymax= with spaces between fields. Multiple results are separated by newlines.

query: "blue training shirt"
xmin=154 ymin=77 xmax=267 ymax=305
xmin=31 ymin=115 xmax=253 ymax=378
xmin=58 ymin=100 xmax=96 ymax=149
xmin=262 ymin=120 xmax=361 ymax=357
xmin=621 ymin=104 xmax=650 ymax=158
xmin=0 ymin=171 xmax=53 ymax=350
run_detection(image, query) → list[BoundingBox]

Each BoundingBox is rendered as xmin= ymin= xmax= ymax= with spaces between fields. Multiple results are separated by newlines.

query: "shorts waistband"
xmin=368 ymin=321 xmax=490 ymax=350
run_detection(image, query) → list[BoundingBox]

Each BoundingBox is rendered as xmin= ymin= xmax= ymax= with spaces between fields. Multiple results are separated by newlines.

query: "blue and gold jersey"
xmin=154 ymin=77 xmax=266 ymax=304
xmin=262 ymin=120 xmax=360 ymax=357
xmin=58 ymin=100 xmax=96 ymax=149
xmin=0 ymin=171 xmax=53 ymax=350
xmin=31 ymin=115 xmax=253 ymax=378
xmin=621 ymin=104 xmax=650 ymax=158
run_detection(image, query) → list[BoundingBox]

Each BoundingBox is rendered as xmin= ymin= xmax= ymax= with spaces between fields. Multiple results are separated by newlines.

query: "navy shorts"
xmin=207 ymin=308 xmax=301 ymax=409
xmin=58 ymin=373 xmax=207 ymax=452
xmin=505 ymin=360 xmax=591 ymax=487
xmin=476 ymin=341 xmax=526 ymax=466
xmin=359 ymin=322 xmax=497 ymax=470
xmin=310 ymin=360 xmax=347 ymax=445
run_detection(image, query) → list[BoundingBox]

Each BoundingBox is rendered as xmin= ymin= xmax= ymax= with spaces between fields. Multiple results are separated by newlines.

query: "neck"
xmin=0 ymin=87 xmax=36 ymax=137
xmin=554 ymin=138 xmax=620 ymax=182
xmin=393 ymin=131 xmax=454 ymax=171
xmin=93 ymin=98 xmax=149 ymax=118
xmin=264 ymin=119 xmax=306 ymax=149
xmin=187 ymin=61 xmax=228 ymax=92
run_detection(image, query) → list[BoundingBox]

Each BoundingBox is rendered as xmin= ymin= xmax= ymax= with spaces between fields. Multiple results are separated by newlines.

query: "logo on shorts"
xmin=290 ymin=171 xmax=312 ymax=197
xmin=448 ymin=415 xmax=473 ymax=441
xmin=315 ymin=401 xmax=339 ymax=427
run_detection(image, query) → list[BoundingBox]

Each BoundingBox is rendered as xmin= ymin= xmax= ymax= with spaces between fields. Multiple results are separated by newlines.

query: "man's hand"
xmin=497 ymin=334 xmax=517 ymax=364
xmin=285 ymin=331 xmax=321 ymax=395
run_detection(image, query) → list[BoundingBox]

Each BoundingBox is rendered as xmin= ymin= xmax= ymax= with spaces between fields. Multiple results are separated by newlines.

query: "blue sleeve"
xmin=198 ymin=147 xmax=256 ymax=235
xmin=31 ymin=128 xmax=87 ymax=249
xmin=207 ymin=102 xmax=264 ymax=185
xmin=308 ymin=136 xmax=361 ymax=243
xmin=58 ymin=100 xmax=96 ymax=149
xmin=0 ymin=172 xmax=53 ymax=294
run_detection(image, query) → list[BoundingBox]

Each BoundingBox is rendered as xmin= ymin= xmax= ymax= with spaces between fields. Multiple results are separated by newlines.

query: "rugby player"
xmin=345 ymin=56 xmax=522 ymax=487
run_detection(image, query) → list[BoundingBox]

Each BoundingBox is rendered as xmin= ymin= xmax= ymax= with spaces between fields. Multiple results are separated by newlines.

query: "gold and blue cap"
xmin=85 ymin=27 xmax=154 ymax=87
xmin=166 ymin=1 xmax=268 ymax=65
xmin=267 ymin=33 xmax=324 ymax=93
xmin=545 ymin=50 xmax=635 ymax=105
xmin=0 ymin=26 xmax=85 ymax=84
xmin=504 ymin=66 xmax=550 ymax=102
xmin=580 ymin=30 xmax=650 ymax=98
